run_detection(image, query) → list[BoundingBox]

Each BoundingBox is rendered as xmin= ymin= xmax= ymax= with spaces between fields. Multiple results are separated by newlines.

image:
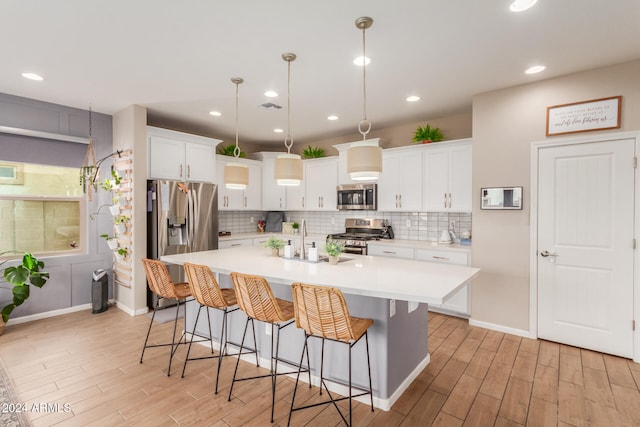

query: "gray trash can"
xmin=92 ymin=269 xmax=108 ymax=314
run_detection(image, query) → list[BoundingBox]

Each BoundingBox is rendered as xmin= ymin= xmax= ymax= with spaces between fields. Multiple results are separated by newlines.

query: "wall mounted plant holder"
xmin=108 ymin=205 xmax=120 ymax=215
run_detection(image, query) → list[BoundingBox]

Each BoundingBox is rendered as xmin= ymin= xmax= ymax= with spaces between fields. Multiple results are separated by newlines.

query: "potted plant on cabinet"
xmin=217 ymin=144 xmax=246 ymax=158
xmin=323 ymin=238 xmax=345 ymax=265
xmin=412 ymin=124 xmax=444 ymax=144
xmin=263 ymin=236 xmax=285 ymax=256
xmin=302 ymin=145 xmax=325 ymax=159
xmin=0 ymin=252 xmax=49 ymax=334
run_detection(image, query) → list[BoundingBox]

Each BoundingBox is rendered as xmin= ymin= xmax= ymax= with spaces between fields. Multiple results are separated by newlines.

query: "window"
xmin=0 ymin=161 xmax=85 ymax=257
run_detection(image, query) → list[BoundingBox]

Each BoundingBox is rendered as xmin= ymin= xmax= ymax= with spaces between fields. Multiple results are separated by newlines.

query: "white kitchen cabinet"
xmin=216 ymin=158 xmax=262 ymax=210
xmin=219 ymin=238 xmax=254 ymax=249
xmin=251 ymin=152 xmax=286 ymax=210
xmin=367 ymin=243 xmax=414 ymax=259
xmin=423 ymin=140 xmax=472 ymax=212
xmin=377 ymin=148 xmax=423 ymax=211
xmin=304 ymin=158 xmax=338 ymax=210
xmin=415 ymin=248 xmax=470 ymax=316
xmin=284 ymin=157 xmax=338 ymax=211
xmin=148 ymin=126 xmax=220 ymax=182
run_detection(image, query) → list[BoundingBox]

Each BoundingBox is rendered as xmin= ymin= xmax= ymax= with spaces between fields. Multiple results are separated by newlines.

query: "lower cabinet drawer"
xmin=219 ymin=238 xmax=254 ymax=249
xmin=367 ymin=244 xmax=414 ymax=259
xmin=414 ymin=249 xmax=468 ymax=265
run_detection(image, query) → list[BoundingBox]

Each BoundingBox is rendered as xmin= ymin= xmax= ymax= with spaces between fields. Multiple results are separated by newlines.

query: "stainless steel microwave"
xmin=336 ymin=184 xmax=377 ymax=210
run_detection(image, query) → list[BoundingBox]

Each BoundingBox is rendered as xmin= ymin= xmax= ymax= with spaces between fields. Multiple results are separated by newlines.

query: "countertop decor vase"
xmin=323 ymin=238 xmax=345 ymax=265
xmin=263 ymin=236 xmax=285 ymax=256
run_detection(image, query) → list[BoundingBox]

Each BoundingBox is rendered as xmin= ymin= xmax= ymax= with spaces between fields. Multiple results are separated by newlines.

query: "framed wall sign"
xmin=481 ymin=187 xmax=523 ymax=210
xmin=546 ymin=96 xmax=621 ymax=136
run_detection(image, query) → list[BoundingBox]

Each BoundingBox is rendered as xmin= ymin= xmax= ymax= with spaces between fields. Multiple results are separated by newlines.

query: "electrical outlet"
xmin=250 ymin=216 xmax=254 ymax=224
xmin=390 ymin=299 xmax=396 ymax=317
xmin=449 ymin=220 xmax=455 ymax=230
xmin=405 ymin=219 xmax=411 ymax=228
xmin=265 ymin=323 xmax=272 ymax=336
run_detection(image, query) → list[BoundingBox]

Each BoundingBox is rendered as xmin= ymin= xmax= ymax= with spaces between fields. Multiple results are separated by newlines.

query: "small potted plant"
xmin=100 ymin=234 xmax=119 ymax=250
xmin=323 ymin=238 xmax=345 ymax=265
xmin=115 ymin=247 xmax=129 ymax=260
xmin=114 ymin=215 xmax=129 ymax=234
xmin=412 ymin=124 xmax=444 ymax=144
xmin=263 ymin=236 xmax=285 ymax=256
xmin=99 ymin=169 xmax=122 ymax=192
xmin=302 ymin=145 xmax=325 ymax=159
xmin=292 ymin=222 xmax=299 ymax=234
xmin=0 ymin=252 xmax=49 ymax=334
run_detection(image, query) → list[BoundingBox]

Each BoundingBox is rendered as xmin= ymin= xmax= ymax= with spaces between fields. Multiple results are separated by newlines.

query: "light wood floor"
xmin=1 ymin=308 xmax=639 ymax=426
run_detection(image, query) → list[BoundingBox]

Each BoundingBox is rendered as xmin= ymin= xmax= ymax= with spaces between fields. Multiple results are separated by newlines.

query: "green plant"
xmin=323 ymin=238 xmax=345 ymax=257
xmin=263 ymin=236 xmax=285 ymax=250
xmin=302 ymin=145 xmax=325 ymax=159
xmin=99 ymin=169 xmax=122 ymax=191
xmin=291 ymin=222 xmax=299 ymax=230
xmin=217 ymin=144 xmax=246 ymax=158
xmin=1 ymin=252 xmax=49 ymax=323
xmin=114 ymin=214 xmax=129 ymax=225
xmin=100 ymin=234 xmax=116 ymax=240
xmin=116 ymin=247 xmax=129 ymax=258
xmin=412 ymin=124 xmax=444 ymax=143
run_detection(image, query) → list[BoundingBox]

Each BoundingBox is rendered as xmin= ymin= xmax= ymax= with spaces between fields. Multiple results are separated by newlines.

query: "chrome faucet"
xmin=299 ymin=219 xmax=307 ymax=260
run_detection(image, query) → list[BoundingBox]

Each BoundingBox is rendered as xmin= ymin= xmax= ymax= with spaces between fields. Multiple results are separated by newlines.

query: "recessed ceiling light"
xmin=406 ymin=95 xmax=421 ymax=102
xmin=273 ymin=128 xmax=284 ymax=133
xmin=510 ymin=0 xmax=538 ymax=12
xmin=209 ymin=110 xmax=222 ymax=117
xmin=264 ymin=90 xmax=278 ymax=98
xmin=22 ymin=72 xmax=43 ymax=81
xmin=353 ymin=56 xmax=371 ymax=66
xmin=327 ymin=115 xmax=338 ymax=121
xmin=525 ymin=65 xmax=546 ymax=74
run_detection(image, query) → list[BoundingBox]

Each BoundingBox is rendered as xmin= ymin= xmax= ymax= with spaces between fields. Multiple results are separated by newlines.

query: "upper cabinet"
xmin=215 ymin=157 xmax=262 ymax=210
xmin=147 ymin=126 xmax=220 ymax=183
xmin=423 ymin=139 xmax=472 ymax=212
xmin=377 ymin=147 xmax=423 ymax=211
xmin=304 ymin=158 xmax=338 ymax=210
xmin=284 ymin=157 xmax=338 ymax=211
xmin=251 ymin=152 xmax=287 ymax=211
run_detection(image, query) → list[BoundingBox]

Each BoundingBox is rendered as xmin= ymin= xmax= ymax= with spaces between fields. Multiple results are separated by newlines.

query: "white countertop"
xmin=162 ymin=245 xmax=479 ymax=305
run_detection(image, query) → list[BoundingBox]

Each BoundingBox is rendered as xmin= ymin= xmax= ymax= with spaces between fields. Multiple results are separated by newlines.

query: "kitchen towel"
xmin=264 ymin=211 xmax=285 ymax=232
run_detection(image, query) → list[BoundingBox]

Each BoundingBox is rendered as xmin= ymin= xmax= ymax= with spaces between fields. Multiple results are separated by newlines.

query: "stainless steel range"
xmin=327 ymin=218 xmax=394 ymax=255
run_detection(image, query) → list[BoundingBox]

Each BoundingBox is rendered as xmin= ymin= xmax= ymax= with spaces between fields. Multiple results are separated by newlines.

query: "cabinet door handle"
xmin=399 ymin=194 xmax=402 ymax=208
xmin=187 ymin=165 xmax=191 ymax=179
xmin=448 ymin=193 xmax=452 ymax=208
xmin=395 ymin=194 xmax=398 ymax=208
xmin=383 ymin=250 xmax=397 ymax=254
xmin=433 ymin=256 xmax=450 ymax=260
xmin=244 ymin=196 xmax=247 ymax=208
xmin=279 ymin=197 xmax=282 ymax=208
xmin=179 ymin=164 xmax=183 ymax=178
xmin=302 ymin=196 xmax=305 ymax=208
xmin=231 ymin=243 xmax=241 ymax=247
xmin=443 ymin=193 xmax=447 ymax=208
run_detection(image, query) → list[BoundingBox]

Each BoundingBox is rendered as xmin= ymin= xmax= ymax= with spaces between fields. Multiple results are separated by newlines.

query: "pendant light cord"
xmin=234 ymin=80 xmax=240 ymax=158
xmin=357 ymin=18 xmax=372 ymax=140
xmin=284 ymin=55 xmax=294 ymax=154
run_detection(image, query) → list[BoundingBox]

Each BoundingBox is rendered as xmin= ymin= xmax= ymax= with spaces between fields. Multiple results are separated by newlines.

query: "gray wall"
xmin=0 ymin=93 xmax=114 ymax=320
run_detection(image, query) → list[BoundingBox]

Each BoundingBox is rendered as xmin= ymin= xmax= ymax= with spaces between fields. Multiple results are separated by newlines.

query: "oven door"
xmin=343 ymin=245 xmax=367 ymax=255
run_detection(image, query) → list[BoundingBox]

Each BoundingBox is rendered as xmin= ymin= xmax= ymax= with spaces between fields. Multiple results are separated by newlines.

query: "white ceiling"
xmin=2 ymin=0 xmax=640 ymax=147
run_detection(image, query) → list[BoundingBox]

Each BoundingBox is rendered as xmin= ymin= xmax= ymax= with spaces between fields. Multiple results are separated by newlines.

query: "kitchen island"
xmin=162 ymin=246 xmax=479 ymax=410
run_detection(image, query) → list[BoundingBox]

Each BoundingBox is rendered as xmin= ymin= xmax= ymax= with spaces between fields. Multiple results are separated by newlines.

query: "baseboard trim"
xmin=469 ymin=318 xmax=534 ymax=339
xmin=6 ymin=304 xmax=92 ymax=325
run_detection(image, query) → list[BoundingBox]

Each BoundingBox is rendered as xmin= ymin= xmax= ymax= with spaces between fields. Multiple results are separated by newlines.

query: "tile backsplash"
xmin=219 ymin=210 xmax=471 ymax=242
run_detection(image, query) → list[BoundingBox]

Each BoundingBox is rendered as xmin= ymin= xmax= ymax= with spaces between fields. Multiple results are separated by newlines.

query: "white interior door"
xmin=537 ymin=138 xmax=635 ymax=358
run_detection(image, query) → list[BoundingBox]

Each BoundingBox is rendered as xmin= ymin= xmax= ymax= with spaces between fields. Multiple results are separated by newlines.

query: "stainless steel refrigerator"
xmin=147 ymin=180 xmax=218 ymax=308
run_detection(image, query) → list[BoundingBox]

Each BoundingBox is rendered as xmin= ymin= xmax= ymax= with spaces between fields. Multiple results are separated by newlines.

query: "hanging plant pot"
xmin=114 ymin=223 xmax=126 ymax=234
xmin=106 ymin=239 xmax=118 ymax=250
xmin=109 ymin=205 xmax=120 ymax=215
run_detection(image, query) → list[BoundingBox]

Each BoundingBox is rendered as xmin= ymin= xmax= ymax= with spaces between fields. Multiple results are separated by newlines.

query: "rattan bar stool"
xmin=228 ymin=272 xmax=310 ymax=423
xmin=140 ymin=258 xmax=192 ymax=377
xmin=288 ymin=282 xmax=374 ymax=427
xmin=181 ymin=262 xmax=257 ymax=393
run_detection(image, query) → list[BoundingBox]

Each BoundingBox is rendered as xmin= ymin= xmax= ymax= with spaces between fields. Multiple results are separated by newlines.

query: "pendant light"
xmin=274 ymin=52 xmax=303 ymax=186
xmin=224 ymin=77 xmax=249 ymax=190
xmin=347 ymin=16 xmax=382 ymax=181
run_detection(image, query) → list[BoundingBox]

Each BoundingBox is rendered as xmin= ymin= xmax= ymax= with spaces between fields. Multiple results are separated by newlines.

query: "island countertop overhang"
xmin=161 ymin=246 xmax=479 ymax=305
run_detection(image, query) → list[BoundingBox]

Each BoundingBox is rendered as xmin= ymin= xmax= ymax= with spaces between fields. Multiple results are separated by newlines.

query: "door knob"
xmin=540 ymin=250 xmax=558 ymax=257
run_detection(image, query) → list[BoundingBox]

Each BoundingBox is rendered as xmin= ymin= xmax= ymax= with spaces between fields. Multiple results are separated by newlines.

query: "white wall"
xmin=471 ymin=59 xmax=640 ymax=332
